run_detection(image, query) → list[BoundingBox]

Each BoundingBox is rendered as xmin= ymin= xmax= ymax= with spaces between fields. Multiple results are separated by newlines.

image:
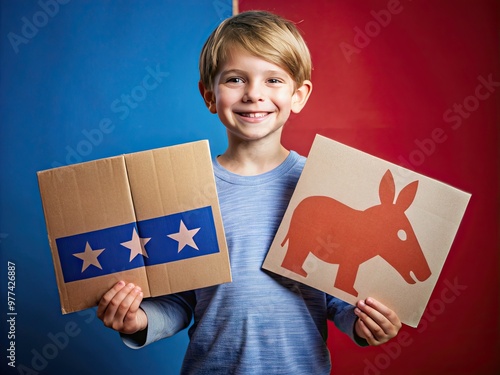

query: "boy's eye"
xmin=267 ymin=78 xmax=283 ymax=84
xmin=226 ymin=77 xmax=244 ymax=84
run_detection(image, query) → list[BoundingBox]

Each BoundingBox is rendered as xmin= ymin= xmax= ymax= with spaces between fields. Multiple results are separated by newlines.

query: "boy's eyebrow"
xmin=219 ymin=69 xmax=246 ymax=76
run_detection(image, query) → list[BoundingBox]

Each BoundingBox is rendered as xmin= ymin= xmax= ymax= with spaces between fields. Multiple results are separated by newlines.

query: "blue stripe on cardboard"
xmin=138 ymin=206 xmax=220 ymax=265
xmin=56 ymin=223 xmax=145 ymax=283
xmin=56 ymin=206 xmax=220 ymax=283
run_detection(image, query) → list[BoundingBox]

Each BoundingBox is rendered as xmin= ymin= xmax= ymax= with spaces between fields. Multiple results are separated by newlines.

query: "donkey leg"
xmin=334 ymin=265 xmax=359 ymax=297
xmin=281 ymin=245 xmax=308 ymax=277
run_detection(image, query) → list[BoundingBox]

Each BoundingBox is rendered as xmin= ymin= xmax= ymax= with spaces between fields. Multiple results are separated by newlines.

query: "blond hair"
xmin=199 ymin=10 xmax=312 ymax=90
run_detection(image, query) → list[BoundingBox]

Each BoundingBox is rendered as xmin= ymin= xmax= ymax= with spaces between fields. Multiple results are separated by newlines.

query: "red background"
xmin=239 ymin=1 xmax=499 ymax=374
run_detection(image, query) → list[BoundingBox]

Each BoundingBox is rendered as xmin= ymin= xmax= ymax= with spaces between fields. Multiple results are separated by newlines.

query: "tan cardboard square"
xmin=263 ymin=135 xmax=471 ymax=327
xmin=38 ymin=140 xmax=231 ymax=314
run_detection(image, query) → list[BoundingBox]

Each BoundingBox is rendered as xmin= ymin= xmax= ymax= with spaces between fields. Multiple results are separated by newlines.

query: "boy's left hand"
xmin=354 ymin=297 xmax=401 ymax=346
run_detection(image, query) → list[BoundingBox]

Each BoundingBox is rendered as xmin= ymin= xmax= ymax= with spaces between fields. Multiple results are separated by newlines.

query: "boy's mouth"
xmin=237 ymin=112 xmax=271 ymax=118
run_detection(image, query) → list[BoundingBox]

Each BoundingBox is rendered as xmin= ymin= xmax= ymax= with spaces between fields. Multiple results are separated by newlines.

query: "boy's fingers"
xmin=355 ymin=298 xmax=401 ymax=344
xmin=127 ymin=288 xmax=144 ymax=315
xmin=357 ymin=299 xmax=401 ymax=330
xmin=97 ymin=281 xmax=126 ymax=320
xmin=100 ymin=283 xmax=136 ymax=327
xmin=365 ymin=298 xmax=401 ymax=328
xmin=113 ymin=286 xmax=143 ymax=325
xmin=123 ymin=290 xmax=145 ymax=330
xmin=355 ymin=316 xmax=385 ymax=346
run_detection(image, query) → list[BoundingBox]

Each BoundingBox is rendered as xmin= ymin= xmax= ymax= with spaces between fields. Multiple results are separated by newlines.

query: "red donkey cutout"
xmin=280 ymin=169 xmax=432 ymax=297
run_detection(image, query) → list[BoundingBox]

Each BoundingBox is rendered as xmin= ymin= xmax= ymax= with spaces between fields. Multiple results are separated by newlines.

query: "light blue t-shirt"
xmin=123 ymin=151 xmax=364 ymax=374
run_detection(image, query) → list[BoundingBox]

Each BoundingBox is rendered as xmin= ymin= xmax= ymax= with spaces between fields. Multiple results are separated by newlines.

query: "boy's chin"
xmin=226 ymin=127 xmax=285 ymax=144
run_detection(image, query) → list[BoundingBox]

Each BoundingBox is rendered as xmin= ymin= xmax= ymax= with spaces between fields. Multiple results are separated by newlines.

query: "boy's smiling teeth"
xmin=238 ymin=112 xmax=269 ymax=118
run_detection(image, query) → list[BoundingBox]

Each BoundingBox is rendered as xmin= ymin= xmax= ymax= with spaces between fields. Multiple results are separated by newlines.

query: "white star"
xmin=121 ymin=228 xmax=150 ymax=261
xmin=167 ymin=220 xmax=201 ymax=253
xmin=73 ymin=242 xmax=105 ymax=272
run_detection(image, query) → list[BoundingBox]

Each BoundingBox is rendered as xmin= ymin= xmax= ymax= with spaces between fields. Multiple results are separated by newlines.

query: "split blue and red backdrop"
xmin=239 ymin=1 xmax=499 ymax=374
xmin=1 ymin=1 xmax=499 ymax=374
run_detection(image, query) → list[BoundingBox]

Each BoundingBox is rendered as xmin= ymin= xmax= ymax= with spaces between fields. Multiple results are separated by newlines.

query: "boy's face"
xmin=200 ymin=47 xmax=311 ymax=144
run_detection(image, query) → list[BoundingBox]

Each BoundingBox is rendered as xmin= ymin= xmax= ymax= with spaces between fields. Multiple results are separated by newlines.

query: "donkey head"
xmin=365 ymin=170 xmax=432 ymax=284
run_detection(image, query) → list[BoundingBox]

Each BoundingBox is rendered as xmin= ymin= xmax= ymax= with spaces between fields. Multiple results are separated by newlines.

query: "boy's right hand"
xmin=97 ymin=281 xmax=147 ymax=335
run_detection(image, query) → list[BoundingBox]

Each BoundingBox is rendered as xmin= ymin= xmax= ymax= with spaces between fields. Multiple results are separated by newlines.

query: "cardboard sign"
xmin=38 ymin=140 xmax=232 ymax=314
xmin=263 ymin=135 xmax=471 ymax=327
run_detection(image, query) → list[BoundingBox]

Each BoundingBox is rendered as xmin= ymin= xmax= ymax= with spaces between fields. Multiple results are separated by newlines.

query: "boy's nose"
xmin=242 ymin=82 xmax=265 ymax=102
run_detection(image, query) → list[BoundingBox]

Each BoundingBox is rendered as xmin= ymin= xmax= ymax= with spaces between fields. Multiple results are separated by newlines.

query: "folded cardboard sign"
xmin=263 ymin=135 xmax=471 ymax=327
xmin=38 ymin=140 xmax=231 ymax=314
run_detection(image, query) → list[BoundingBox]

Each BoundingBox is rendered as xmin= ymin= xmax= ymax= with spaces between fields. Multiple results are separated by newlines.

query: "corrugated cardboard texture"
xmin=38 ymin=140 xmax=231 ymax=314
xmin=263 ymin=135 xmax=471 ymax=327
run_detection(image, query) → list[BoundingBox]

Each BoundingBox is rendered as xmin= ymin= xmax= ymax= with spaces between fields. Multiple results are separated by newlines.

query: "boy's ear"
xmin=291 ymin=80 xmax=313 ymax=114
xmin=198 ymin=81 xmax=217 ymax=114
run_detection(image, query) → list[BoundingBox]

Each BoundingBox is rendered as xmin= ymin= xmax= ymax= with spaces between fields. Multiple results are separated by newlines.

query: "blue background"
xmin=1 ymin=1 xmax=232 ymax=374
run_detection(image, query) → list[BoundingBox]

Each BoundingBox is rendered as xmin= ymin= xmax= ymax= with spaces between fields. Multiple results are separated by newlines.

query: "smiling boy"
xmin=200 ymin=48 xmax=309 ymax=175
xmin=97 ymin=11 xmax=401 ymax=374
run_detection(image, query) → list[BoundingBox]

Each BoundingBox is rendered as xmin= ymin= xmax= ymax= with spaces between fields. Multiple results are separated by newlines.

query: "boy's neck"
xmin=218 ymin=140 xmax=290 ymax=176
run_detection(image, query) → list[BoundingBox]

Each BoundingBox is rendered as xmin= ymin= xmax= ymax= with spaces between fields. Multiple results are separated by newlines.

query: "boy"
xmin=97 ymin=10 xmax=401 ymax=374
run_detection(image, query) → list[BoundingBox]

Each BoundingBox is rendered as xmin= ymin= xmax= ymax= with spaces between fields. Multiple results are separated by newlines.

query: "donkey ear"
xmin=379 ymin=170 xmax=396 ymax=205
xmin=396 ymin=180 xmax=419 ymax=211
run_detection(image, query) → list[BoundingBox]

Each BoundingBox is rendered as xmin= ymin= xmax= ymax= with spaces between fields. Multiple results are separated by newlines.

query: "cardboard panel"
xmin=124 ymin=141 xmax=231 ymax=296
xmin=38 ymin=140 xmax=231 ymax=314
xmin=263 ymin=135 xmax=471 ymax=327
xmin=37 ymin=156 xmax=149 ymax=314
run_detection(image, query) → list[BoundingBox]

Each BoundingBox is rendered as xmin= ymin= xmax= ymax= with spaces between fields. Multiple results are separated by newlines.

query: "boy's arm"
xmin=121 ymin=291 xmax=195 ymax=349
